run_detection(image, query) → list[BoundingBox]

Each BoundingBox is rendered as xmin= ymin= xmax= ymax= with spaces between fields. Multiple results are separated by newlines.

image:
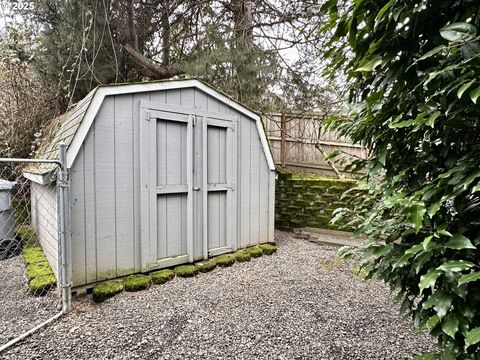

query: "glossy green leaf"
xmin=439 ymin=22 xmax=477 ymax=42
xmin=425 ymin=111 xmax=441 ymax=127
xmin=388 ymin=119 xmax=417 ymax=128
xmin=422 ymin=235 xmax=434 ymax=250
xmin=408 ymin=202 xmax=426 ymax=233
xmin=423 ymin=291 xmax=452 ymax=318
xmin=457 ymin=80 xmax=475 ymax=98
xmin=393 ymin=252 xmax=414 ymax=269
xmin=419 ymin=269 xmax=442 ymax=292
xmin=427 ymin=201 xmax=441 ymax=218
xmin=437 ymin=260 xmax=475 ymax=273
xmin=465 ymin=327 xmax=480 ymax=347
xmin=470 ymin=86 xmax=480 ymax=104
xmin=375 ymin=0 xmax=394 ymax=24
xmin=441 ymin=313 xmax=458 ymax=339
xmin=426 ymin=315 xmax=440 ymax=331
xmin=418 ymin=46 xmax=445 ymax=61
xmin=355 ymin=56 xmax=382 ymax=72
xmin=445 ymin=234 xmax=476 ymax=250
xmin=458 ymin=272 xmax=480 ymax=285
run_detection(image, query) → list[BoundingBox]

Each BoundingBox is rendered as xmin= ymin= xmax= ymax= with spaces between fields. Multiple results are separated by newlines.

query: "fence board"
xmin=262 ymin=113 xmax=367 ymax=176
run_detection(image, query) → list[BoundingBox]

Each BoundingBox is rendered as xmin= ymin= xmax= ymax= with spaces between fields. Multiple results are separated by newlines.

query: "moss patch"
xmin=23 ymin=246 xmax=46 ymax=265
xmin=26 ymin=262 xmax=52 ymax=280
xmin=16 ymin=225 xmax=38 ymax=247
xmin=29 ymin=275 xmax=56 ymax=296
xmin=151 ymin=269 xmax=175 ymax=284
xmin=245 ymin=246 xmax=263 ymax=258
xmin=234 ymin=251 xmax=251 ymax=262
xmin=174 ymin=264 xmax=198 ymax=277
xmin=195 ymin=259 xmax=217 ymax=273
xmin=92 ymin=281 xmax=124 ymax=302
xmin=19 ymin=230 xmax=56 ymax=296
xmin=275 ymin=172 xmax=359 ymax=230
xmin=259 ymin=243 xmax=277 ymax=255
xmin=215 ymin=254 xmax=235 ymax=267
xmin=123 ymin=274 xmax=151 ymax=291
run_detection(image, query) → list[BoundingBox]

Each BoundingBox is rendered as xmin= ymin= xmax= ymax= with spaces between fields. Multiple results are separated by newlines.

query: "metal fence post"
xmin=280 ymin=112 xmax=287 ymax=168
xmin=57 ymin=143 xmax=71 ymax=312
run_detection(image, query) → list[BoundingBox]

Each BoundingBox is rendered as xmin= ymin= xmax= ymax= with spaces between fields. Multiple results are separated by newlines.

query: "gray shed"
xmin=25 ymin=80 xmax=275 ymax=287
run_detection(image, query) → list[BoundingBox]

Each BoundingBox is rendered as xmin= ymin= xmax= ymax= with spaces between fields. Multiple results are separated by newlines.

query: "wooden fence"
xmin=262 ymin=112 xmax=367 ymax=177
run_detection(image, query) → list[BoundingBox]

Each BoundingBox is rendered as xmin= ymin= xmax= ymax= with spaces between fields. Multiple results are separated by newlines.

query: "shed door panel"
xmin=207 ymin=125 xmax=228 ymax=251
xmin=140 ymin=102 xmax=236 ymax=270
xmin=156 ymin=121 xmax=188 ymax=260
xmin=202 ymin=117 xmax=237 ymax=257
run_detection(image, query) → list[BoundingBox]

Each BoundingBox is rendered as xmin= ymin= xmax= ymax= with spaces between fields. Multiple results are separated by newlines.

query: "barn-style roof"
xmin=24 ymin=79 xmax=275 ymax=181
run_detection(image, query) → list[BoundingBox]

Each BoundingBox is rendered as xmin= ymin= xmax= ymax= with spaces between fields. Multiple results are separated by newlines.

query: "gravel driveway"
xmin=0 ymin=255 xmax=59 ymax=346
xmin=2 ymin=231 xmax=436 ymax=359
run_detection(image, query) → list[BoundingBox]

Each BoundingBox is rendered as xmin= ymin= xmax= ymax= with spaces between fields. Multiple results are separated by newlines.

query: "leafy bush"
xmin=322 ymin=1 xmax=480 ymax=358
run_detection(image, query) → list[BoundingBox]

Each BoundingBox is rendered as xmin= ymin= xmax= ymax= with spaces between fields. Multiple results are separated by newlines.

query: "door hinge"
xmin=192 ymin=115 xmax=197 ymax=127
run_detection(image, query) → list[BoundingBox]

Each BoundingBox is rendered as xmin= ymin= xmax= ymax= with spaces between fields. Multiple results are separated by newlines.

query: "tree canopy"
xmin=323 ymin=0 xmax=480 ymax=358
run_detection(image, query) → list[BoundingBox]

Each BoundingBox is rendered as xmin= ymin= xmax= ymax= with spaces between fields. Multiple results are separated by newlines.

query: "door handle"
xmin=193 ymin=187 xmax=200 ymax=191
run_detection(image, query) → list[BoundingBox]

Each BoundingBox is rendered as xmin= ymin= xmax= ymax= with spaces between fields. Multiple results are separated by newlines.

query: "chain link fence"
xmin=0 ymin=146 xmax=70 ymax=352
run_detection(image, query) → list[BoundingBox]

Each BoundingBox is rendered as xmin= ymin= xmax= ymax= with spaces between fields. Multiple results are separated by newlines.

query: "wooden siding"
xmin=31 ymin=182 xmax=59 ymax=278
xmin=69 ymin=87 xmax=274 ymax=287
xmin=262 ymin=113 xmax=367 ymax=176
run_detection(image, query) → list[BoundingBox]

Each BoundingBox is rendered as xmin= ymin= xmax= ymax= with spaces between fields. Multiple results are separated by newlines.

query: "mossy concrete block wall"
xmin=275 ymin=172 xmax=358 ymax=230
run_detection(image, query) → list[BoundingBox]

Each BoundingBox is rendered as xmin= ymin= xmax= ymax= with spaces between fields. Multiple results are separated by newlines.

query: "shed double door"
xmin=140 ymin=102 xmax=237 ymax=270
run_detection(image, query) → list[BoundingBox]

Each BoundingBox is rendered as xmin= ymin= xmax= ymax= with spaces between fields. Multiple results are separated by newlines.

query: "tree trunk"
xmin=230 ymin=0 xmax=255 ymax=102
xmin=124 ymin=0 xmax=183 ymax=79
xmin=161 ymin=0 xmax=171 ymax=66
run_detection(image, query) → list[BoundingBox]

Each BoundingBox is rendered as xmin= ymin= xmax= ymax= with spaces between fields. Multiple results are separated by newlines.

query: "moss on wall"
xmin=275 ymin=171 xmax=358 ymax=230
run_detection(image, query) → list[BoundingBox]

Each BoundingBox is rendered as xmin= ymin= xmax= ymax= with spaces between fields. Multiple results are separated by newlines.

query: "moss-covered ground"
xmin=259 ymin=243 xmax=277 ymax=255
xmin=245 ymin=246 xmax=263 ymax=258
xmin=18 ymin=226 xmax=56 ymax=296
xmin=215 ymin=254 xmax=235 ymax=267
xmin=92 ymin=281 xmax=124 ymax=302
xmin=151 ymin=269 xmax=175 ymax=284
xmin=174 ymin=264 xmax=198 ymax=277
xmin=195 ymin=259 xmax=217 ymax=273
xmin=123 ymin=274 xmax=151 ymax=291
xmin=234 ymin=251 xmax=251 ymax=262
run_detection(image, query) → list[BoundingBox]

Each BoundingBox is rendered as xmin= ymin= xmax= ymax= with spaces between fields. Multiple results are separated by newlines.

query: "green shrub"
xmin=29 ymin=274 xmax=56 ymax=296
xmin=234 ymin=251 xmax=251 ymax=262
xmin=215 ymin=254 xmax=234 ymax=267
xmin=245 ymin=246 xmax=263 ymax=258
xmin=259 ymin=243 xmax=277 ymax=255
xmin=174 ymin=264 xmax=198 ymax=277
xmin=92 ymin=281 xmax=124 ymax=302
xmin=151 ymin=269 xmax=175 ymax=284
xmin=195 ymin=259 xmax=217 ymax=273
xmin=322 ymin=1 xmax=480 ymax=357
xmin=123 ymin=274 xmax=151 ymax=292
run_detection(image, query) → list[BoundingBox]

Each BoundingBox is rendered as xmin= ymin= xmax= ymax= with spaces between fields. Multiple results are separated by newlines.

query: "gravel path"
xmin=0 ymin=255 xmax=59 ymax=346
xmin=2 ymin=231 xmax=436 ymax=359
